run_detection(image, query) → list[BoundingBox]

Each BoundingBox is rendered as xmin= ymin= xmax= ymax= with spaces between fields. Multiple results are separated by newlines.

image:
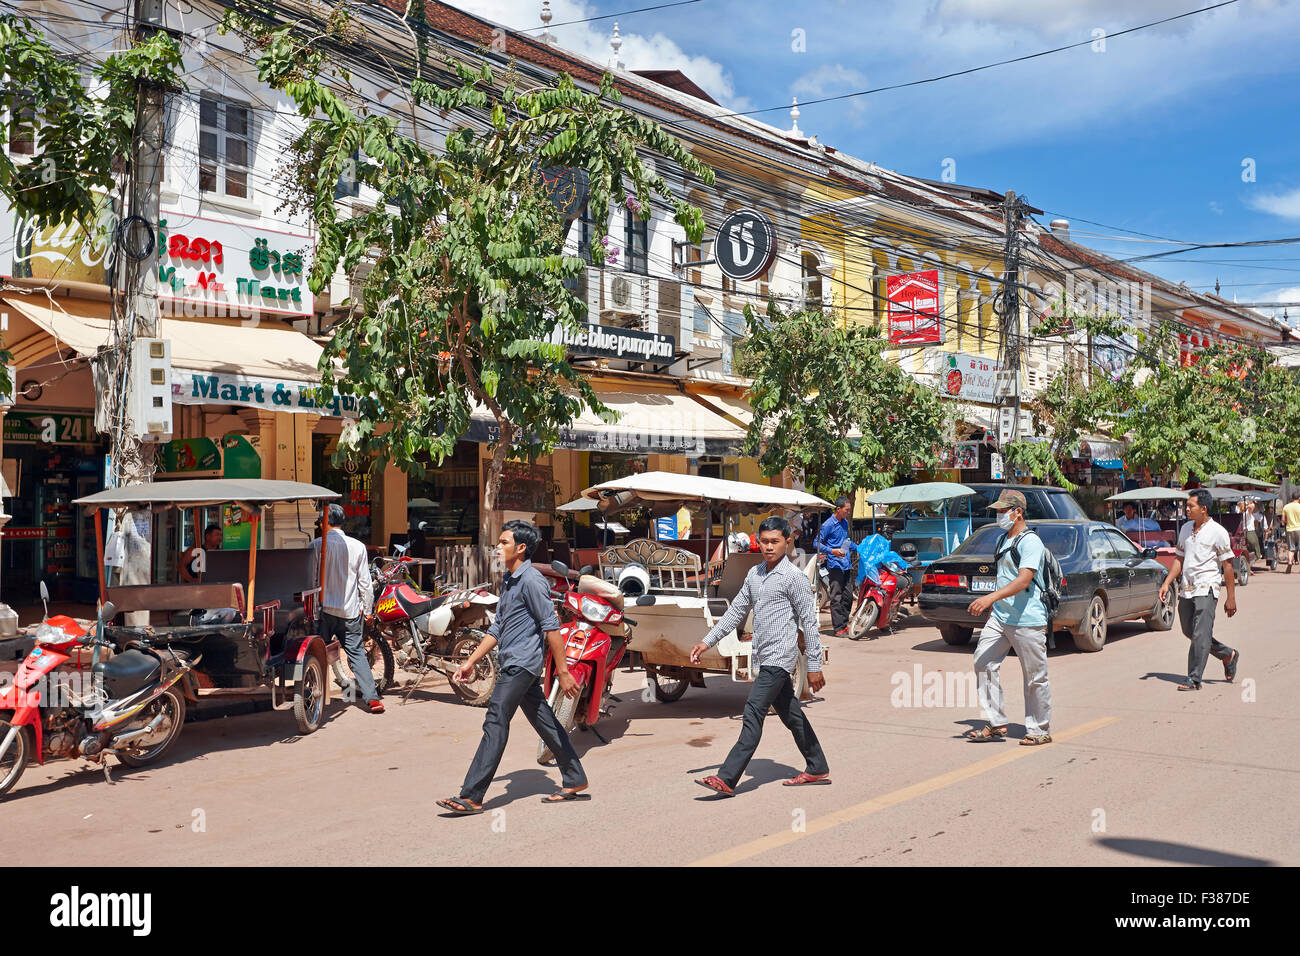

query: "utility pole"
xmin=995 ymin=191 xmax=1026 ymax=460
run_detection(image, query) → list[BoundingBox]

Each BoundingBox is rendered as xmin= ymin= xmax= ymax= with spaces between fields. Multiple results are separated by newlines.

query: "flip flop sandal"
xmin=1019 ymin=734 xmax=1053 ymax=746
xmin=965 ymin=725 xmax=1008 ymax=742
xmin=1224 ymin=651 xmax=1240 ymax=683
xmin=783 ymin=772 xmax=832 ymax=786
xmin=695 ymin=775 xmax=735 ymax=797
xmin=437 ymin=797 xmax=484 ymax=816
xmin=1177 ymin=682 xmax=1202 ymax=692
xmin=541 ymin=790 xmax=592 ymax=804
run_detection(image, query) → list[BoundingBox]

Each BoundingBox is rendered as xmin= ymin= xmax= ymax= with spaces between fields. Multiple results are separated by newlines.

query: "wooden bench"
xmin=599 ymin=537 xmax=721 ymax=595
xmin=105 ymin=583 xmax=248 ymax=628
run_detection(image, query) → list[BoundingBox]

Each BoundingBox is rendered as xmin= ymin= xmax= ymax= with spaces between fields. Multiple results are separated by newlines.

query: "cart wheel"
xmin=0 ymin=719 xmax=32 ymax=799
xmin=332 ymin=629 xmax=395 ymax=696
xmin=448 ymin=629 xmax=498 ymax=707
xmin=294 ymin=654 xmax=326 ymax=734
xmin=117 ymin=687 xmax=186 ymax=768
xmin=1235 ymin=556 xmax=1250 ymax=587
xmin=652 ymin=674 xmax=689 ymax=702
xmin=538 ymin=682 xmax=580 ymax=765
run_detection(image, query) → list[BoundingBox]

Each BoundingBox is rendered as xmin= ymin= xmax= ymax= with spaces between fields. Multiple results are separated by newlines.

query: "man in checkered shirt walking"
xmin=692 ymin=515 xmax=830 ymax=797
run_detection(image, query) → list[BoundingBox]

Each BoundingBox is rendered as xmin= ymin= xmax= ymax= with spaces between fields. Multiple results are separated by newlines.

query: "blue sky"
xmin=458 ymin=0 xmax=1300 ymax=319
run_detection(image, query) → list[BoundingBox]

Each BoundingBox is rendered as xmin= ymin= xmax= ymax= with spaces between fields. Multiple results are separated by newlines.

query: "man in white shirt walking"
xmin=1159 ymin=489 xmax=1239 ymax=692
xmin=311 ymin=503 xmax=383 ymax=714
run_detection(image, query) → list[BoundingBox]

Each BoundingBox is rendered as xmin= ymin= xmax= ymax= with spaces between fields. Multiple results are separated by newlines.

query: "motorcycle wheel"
xmin=0 ymin=718 xmax=31 ymax=799
xmin=448 ymin=628 xmax=498 ymax=707
xmin=849 ymin=599 xmax=879 ymax=640
xmin=652 ymin=674 xmax=689 ymax=702
xmin=332 ymin=626 xmax=396 ymax=696
xmin=116 ymin=687 xmax=186 ymax=768
xmin=537 ymin=684 xmax=580 ymax=765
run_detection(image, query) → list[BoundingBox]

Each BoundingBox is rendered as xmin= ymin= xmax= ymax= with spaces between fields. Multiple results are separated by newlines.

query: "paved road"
xmin=5 ymin=573 xmax=1296 ymax=866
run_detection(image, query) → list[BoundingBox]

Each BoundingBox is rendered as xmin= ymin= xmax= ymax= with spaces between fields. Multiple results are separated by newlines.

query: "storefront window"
xmin=405 ymin=442 xmax=481 ymax=548
xmin=588 ymin=452 xmax=647 ymax=487
xmin=312 ymin=435 xmax=374 ymax=541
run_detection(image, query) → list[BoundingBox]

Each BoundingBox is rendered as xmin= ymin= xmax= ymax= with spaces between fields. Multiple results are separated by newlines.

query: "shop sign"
xmin=549 ymin=322 xmax=675 ymax=362
xmin=715 ymin=209 xmax=778 ymax=283
xmin=953 ymin=442 xmax=980 ymax=470
xmin=933 ymin=351 xmax=1004 ymax=405
xmin=155 ymin=213 xmax=313 ymax=318
xmin=887 ymin=270 xmax=941 ymax=345
xmin=2 ymin=411 xmax=96 ymax=444
xmin=8 ymin=210 xmax=112 ymax=285
xmin=484 ymin=460 xmax=552 ymax=513
xmin=171 ymin=371 xmax=358 ymax=418
xmin=157 ymin=437 xmax=222 ymax=478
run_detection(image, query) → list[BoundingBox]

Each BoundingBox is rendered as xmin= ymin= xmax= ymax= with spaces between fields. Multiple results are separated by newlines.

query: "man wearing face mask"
xmin=964 ymin=491 xmax=1053 ymax=746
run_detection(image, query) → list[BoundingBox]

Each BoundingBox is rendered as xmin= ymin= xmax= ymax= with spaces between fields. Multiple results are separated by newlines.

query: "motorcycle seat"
xmin=93 ymin=648 xmax=161 ymax=699
xmin=395 ymin=588 xmax=447 ymax=619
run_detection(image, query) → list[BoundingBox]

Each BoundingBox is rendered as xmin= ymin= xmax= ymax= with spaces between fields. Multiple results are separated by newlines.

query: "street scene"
xmin=1 ymin=0 xmax=1298 ymax=914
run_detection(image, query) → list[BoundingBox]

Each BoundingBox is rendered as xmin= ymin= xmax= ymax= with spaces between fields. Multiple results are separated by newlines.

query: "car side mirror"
xmin=1142 ymin=548 xmax=1158 ymax=559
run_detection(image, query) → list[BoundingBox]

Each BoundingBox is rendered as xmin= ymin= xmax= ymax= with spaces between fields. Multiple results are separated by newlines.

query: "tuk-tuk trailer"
xmin=580 ymin=472 xmax=831 ymax=703
xmin=74 ymin=479 xmax=345 ymax=734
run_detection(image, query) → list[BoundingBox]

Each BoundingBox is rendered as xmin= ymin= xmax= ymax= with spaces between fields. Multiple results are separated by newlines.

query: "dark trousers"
xmin=322 ymin=612 xmax=377 ymax=703
xmin=827 ymin=566 xmax=853 ymax=630
xmin=460 ymin=665 xmax=586 ymax=804
xmin=1179 ymin=595 xmax=1235 ymax=686
xmin=718 ymin=665 xmax=829 ymax=788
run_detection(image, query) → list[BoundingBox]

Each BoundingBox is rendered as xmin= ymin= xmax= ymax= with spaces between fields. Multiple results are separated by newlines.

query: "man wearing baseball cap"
xmin=964 ymin=490 xmax=1053 ymax=746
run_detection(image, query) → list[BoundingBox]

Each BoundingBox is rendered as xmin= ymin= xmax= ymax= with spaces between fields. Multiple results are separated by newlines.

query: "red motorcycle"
xmin=848 ymin=561 xmax=915 ymax=639
xmin=364 ymin=548 xmax=499 ymax=705
xmin=1 ymin=593 xmax=195 ymax=798
xmin=536 ymin=561 xmax=635 ymax=764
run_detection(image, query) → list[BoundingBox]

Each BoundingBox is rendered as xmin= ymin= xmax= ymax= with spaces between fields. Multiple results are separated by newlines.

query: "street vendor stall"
xmin=580 ymin=472 xmax=830 ymax=703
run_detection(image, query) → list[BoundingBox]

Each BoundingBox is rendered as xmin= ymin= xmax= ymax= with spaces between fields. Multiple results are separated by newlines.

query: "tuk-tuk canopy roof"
xmin=867 ymin=482 xmax=975 ymax=506
xmin=1207 ymin=473 xmax=1280 ymax=490
xmin=1207 ymin=487 xmax=1277 ymax=504
xmin=582 ymin=472 xmax=830 ymax=514
xmin=74 ymin=479 xmax=341 ymax=511
xmin=1106 ymin=487 xmax=1190 ymax=503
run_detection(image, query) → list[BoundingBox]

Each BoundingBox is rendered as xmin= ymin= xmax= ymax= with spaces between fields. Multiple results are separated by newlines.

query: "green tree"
xmin=735 ymin=302 xmax=950 ymax=497
xmin=222 ymin=2 xmax=711 ymax=545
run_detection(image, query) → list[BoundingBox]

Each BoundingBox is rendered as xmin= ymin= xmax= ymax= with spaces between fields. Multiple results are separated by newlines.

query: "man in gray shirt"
xmin=691 ymin=515 xmax=829 ymax=796
xmin=437 ymin=520 xmax=588 ymax=814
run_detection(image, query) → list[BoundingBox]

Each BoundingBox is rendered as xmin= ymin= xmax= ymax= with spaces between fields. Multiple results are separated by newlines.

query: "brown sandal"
xmin=965 ymin=725 xmax=1008 ymax=742
xmin=1019 ymin=734 xmax=1053 ymax=746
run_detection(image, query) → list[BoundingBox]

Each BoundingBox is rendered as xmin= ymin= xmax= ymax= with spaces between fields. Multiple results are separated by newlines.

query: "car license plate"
xmin=971 ymin=577 xmax=997 ymax=593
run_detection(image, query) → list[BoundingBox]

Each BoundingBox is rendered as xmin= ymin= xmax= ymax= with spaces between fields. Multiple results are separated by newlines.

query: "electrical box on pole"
xmin=129 ymin=338 xmax=172 ymax=442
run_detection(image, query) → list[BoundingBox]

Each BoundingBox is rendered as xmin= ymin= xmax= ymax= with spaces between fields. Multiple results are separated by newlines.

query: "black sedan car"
xmin=917 ymin=520 xmax=1176 ymax=652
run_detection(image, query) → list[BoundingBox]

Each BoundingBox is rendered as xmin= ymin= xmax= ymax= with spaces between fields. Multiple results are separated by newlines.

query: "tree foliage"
xmin=221 ymin=2 xmax=713 ymax=542
xmin=736 ymin=302 xmax=950 ymax=497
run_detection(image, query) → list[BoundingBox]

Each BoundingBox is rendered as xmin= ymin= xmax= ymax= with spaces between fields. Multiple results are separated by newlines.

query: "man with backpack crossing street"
xmin=963 ymin=490 xmax=1058 ymax=746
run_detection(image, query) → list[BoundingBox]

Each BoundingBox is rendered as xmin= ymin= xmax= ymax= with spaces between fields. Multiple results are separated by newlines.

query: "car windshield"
xmin=952 ymin=524 xmax=1079 ymax=557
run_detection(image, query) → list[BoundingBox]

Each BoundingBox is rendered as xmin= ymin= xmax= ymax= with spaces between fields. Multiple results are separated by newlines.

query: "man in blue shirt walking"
xmin=817 ymin=496 xmax=854 ymax=636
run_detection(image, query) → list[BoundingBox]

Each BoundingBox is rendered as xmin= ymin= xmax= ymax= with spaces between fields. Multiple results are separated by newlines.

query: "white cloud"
xmin=1209 ymin=201 xmax=1224 ymax=215
xmin=1258 ymin=284 xmax=1300 ymax=321
xmin=1245 ymin=187 xmax=1300 ymax=220
xmin=447 ymin=0 xmax=745 ymax=107
xmin=933 ymin=0 xmax=1278 ymax=39
xmin=791 ymin=64 xmax=868 ymax=99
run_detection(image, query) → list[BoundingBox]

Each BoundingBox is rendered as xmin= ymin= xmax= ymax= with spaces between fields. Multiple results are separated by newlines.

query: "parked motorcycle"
xmin=365 ymin=547 xmax=499 ymax=706
xmin=537 ymin=561 xmax=635 ymax=764
xmin=848 ymin=535 xmax=914 ymax=640
xmin=0 ymin=589 xmax=196 ymax=799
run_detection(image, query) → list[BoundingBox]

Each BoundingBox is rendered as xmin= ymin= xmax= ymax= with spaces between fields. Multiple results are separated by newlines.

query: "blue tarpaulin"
xmin=856 ymin=534 xmax=909 ymax=586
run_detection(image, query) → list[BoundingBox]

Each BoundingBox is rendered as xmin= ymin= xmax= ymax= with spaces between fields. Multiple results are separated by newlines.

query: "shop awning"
xmin=690 ymin=390 xmax=754 ymax=428
xmin=466 ymin=386 xmax=750 ymax=456
xmin=2 ymin=294 xmax=353 ymax=416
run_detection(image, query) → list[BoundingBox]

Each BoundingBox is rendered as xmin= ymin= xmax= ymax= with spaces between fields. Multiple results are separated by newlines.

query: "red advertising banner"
xmin=887 ymin=269 xmax=941 ymax=345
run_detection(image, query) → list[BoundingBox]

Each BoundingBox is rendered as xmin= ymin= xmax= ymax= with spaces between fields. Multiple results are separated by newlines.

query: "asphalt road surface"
xmin=5 ymin=573 xmax=1296 ymax=867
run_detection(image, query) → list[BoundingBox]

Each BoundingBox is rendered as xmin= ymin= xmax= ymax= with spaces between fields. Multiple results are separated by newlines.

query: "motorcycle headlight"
xmin=578 ymin=596 xmax=612 ymax=623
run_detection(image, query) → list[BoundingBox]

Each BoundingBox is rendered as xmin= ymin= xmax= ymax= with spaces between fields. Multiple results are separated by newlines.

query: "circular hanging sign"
xmin=715 ymin=208 xmax=778 ymax=282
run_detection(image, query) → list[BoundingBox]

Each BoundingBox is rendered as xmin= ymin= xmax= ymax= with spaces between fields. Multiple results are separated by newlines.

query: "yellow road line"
xmin=688 ymin=715 xmax=1120 ymax=867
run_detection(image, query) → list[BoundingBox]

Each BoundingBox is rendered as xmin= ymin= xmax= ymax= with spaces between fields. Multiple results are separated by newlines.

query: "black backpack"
xmin=994 ymin=529 xmax=1064 ymax=621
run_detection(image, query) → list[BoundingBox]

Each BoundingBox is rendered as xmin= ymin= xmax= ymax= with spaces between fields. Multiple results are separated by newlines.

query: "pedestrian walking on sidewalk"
xmin=1242 ymin=499 xmax=1264 ymax=568
xmin=965 ymin=490 xmax=1054 ymax=746
xmin=1282 ymin=491 xmax=1300 ymax=574
xmin=311 ymin=504 xmax=383 ymax=714
xmin=692 ymin=516 xmax=829 ymax=797
xmin=1159 ymin=490 xmax=1239 ymax=692
xmin=437 ymin=520 xmax=588 ymax=815
xmin=817 ymin=496 xmax=854 ymax=636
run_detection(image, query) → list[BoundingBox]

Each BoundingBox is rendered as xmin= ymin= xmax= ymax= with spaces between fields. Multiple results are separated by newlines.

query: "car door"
xmin=1107 ymin=529 xmax=1159 ymax=618
xmin=1085 ymin=528 xmax=1128 ymax=617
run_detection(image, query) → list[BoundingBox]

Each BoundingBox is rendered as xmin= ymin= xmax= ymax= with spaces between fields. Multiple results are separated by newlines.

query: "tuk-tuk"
xmin=868 ymin=482 xmax=976 ymax=589
xmin=579 ymin=472 xmax=830 ymax=703
xmin=1105 ymin=486 xmax=1187 ymax=574
xmin=74 ymin=479 xmax=345 ymax=735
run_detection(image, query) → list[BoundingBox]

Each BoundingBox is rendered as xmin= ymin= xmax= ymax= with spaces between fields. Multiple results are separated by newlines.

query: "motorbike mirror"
xmin=579 ymin=565 xmax=595 ymax=577
xmin=635 ymin=595 xmax=657 ymax=606
xmin=99 ymin=601 xmax=116 ymax=623
xmin=417 ymin=521 xmax=428 ymax=531
xmin=551 ymin=560 xmax=570 ymax=578
xmin=39 ymin=581 xmax=49 ymax=617
xmin=393 ymin=542 xmax=409 ymax=555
